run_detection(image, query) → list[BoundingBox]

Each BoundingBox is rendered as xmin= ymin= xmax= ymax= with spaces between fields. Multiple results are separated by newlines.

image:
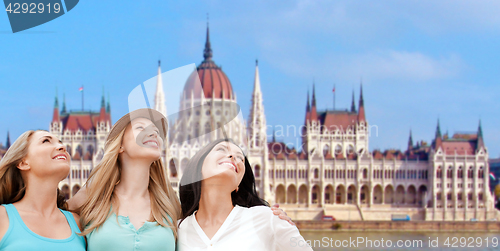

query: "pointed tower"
xmin=203 ymin=23 xmax=213 ymax=62
xmin=99 ymin=88 xmax=106 ymax=122
xmin=408 ymin=129 xmax=413 ymax=151
xmin=434 ymin=119 xmax=442 ymax=150
xmin=358 ymin=84 xmax=366 ymax=122
xmin=246 ymin=59 xmax=272 ymax=203
xmin=248 ymin=59 xmax=267 ymax=149
xmin=6 ymin=131 xmax=11 ymax=149
xmin=106 ymin=93 xmax=111 ymax=114
xmin=351 ymin=90 xmax=356 ymax=113
xmin=52 ymin=94 xmax=60 ymax=122
xmin=61 ymin=93 xmax=67 ymax=114
xmin=477 ymin=120 xmax=485 ymax=151
xmin=309 ymin=82 xmax=318 ymax=122
xmin=154 ymin=60 xmax=167 ymax=117
xmin=50 ymin=92 xmax=62 ymax=136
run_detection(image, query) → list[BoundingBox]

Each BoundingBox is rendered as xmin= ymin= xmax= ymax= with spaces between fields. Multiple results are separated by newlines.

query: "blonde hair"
xmin=0 ymin=130 xmax=67 ymax=209
xmin=79 ymin=123 xmax=181 ymax=237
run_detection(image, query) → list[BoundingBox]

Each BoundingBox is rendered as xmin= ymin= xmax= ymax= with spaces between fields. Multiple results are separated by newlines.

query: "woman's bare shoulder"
xmin=71 ymin=212 xmax=82 ymax=231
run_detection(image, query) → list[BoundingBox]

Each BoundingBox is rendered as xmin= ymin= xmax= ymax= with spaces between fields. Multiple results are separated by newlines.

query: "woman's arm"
xmin=270 ymin=208 xmax=312 ymax=251
xmin=67 ymin=186 xmax=87 ymax=213
xmin=0 ymin=206 xmax=8 ymax=241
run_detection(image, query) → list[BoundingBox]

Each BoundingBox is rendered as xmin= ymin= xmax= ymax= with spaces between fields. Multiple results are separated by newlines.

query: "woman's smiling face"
xmin=120 ymin=117 xmax=163 ymax=161
xmin=201 ymin=141 xmax=246 ymax=188
xmin=23 ymin=131 xmax=70 ymax=181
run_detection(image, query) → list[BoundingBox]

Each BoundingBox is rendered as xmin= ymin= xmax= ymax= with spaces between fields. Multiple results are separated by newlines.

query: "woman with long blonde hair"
xmin=68 ymin=108 xmax=181 ymax=250
xmin=0 ymin=130 xmax=85 ymax=250
xmin=69 ymin=108 xmax=292 ymax=250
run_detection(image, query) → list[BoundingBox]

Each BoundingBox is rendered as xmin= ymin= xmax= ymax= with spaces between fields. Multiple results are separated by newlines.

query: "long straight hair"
xmin=179 ymin=138 xmax=268 ymax=221
xmin=0 ymin=130 xmax=67 ymax=209
xmin=79 ymin=123 xmax=181 ymax=237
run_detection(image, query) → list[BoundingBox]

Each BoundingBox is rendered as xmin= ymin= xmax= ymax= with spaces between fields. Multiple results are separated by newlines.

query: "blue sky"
xmin=1 ymin=0 xmax=500 ymax=157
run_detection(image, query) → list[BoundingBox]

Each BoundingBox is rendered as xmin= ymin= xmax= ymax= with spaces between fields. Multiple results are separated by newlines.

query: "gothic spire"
xmin=101 ymin=87 xmax=105 ymax=108
xmin=312 ymin=81 xmax=316 ymax=107
xmin=154 ymin=60 xmax=167 ymax=117
xmin=351 ymin=89 xmax=356 ymax=112
xmin=477 ymin=119 xmax=485 ymax=150
xmin=61 ymin=93 xmax=66 ymax=114
xmin=6 ymin=131 xmax=10 ymax=149
xmin=106 ymin=93 xmax=111 ymax=113
xmin=434 ymin=119 xmax=442 ymax=150
xmin=52 ymin=91 xmax=60 ymax=122
xmin=435 ymin=119 xmax=442 ymax=138
xmin=248 ymin=59 xmax=267 ymax=148
xmin=203 ymin=21 xmax=213 ymax=61
xmin=358 ymin=83 xmax=366 ymax=122
xmin=408 ymin=129 xmax=413 ymax=150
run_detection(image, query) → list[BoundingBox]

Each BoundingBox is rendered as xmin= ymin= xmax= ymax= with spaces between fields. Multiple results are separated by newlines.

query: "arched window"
xmin=447 ymin=166 xmax=453 ymax=179
xmin=323 ymin=144 xmax=330 ymax=156
xmin=468 ymin=166 xmax=474 ymax=179
xmin=334 ymin=145 xmax=342 ymax=155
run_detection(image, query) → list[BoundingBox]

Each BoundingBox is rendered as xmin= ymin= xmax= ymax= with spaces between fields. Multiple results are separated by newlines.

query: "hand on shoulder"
xmin=0 ymin=205 xmax=9 ymax=241
xmin=270 ymin=204 xmax=295 ymax=226
xmin=67 ymin=186 xmax=87 ymax=212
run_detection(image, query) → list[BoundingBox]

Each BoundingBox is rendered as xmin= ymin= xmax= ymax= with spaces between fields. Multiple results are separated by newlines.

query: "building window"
xmin=468 ymin=166 xmax=474 ymax=179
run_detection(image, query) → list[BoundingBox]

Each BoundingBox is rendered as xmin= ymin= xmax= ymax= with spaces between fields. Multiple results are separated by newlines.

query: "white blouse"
xmin=177 ymin=205 xmax=313 ymax=251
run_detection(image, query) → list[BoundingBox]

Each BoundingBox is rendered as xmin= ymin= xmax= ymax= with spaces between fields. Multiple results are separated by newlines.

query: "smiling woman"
xmin=178 ymin=138 xmax=313 ymax=251
xmin=0 ymin=130 xmax=85 ymax=250
xmin=67 ymin=108 xmax=181 ymax=251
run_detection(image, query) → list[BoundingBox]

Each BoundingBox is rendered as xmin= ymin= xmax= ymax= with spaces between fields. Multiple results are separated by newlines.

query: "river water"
xmin=300 ymin=230 xmax=500 ymax=250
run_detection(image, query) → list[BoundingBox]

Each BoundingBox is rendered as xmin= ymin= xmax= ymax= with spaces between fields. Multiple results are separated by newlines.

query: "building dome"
xmin=183 ymin=25 xmax=234 ymax=100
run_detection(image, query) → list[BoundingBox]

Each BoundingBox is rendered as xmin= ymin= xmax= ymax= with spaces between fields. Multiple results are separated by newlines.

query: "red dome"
xmin=183 ymin=25 xmax=234 ymax=100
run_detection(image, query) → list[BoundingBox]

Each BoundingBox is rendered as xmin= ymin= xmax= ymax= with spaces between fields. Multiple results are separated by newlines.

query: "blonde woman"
xmin=68 ymin=108 xmax=180 ymax=251
xmin=0 ymin=130 xmax=85 ymax=250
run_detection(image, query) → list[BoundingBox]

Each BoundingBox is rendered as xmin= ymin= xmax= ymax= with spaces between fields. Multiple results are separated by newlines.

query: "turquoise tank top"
xmin=0 ymin=204 xmax=86 ymax=251
xmin=86 ymin=212 xmax=176 ymax=251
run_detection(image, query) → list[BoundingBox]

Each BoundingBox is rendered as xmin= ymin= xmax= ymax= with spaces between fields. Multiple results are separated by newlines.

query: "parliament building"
xmin=50 ymin=26 xmax=499 ymax=221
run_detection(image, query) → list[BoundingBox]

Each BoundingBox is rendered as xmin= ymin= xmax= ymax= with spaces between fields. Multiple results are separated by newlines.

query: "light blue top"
xmin=0 ymin=204 xmax=86 ymax=251
xmin=86 ymin=212 xmax=176 ymax=251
